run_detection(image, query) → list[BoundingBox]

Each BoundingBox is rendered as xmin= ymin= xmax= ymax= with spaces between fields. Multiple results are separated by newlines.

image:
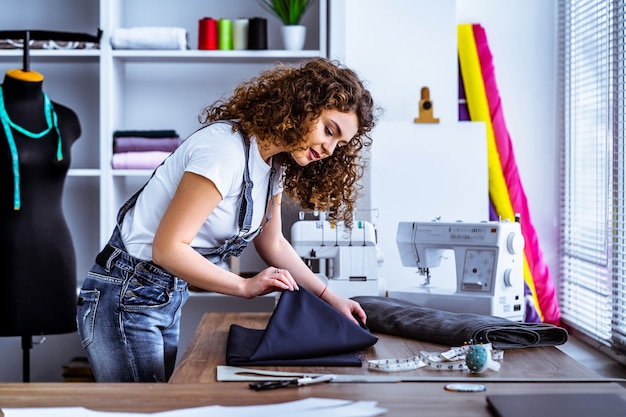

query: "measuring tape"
xmin=368 ymin=344 xmax=503 ymax=373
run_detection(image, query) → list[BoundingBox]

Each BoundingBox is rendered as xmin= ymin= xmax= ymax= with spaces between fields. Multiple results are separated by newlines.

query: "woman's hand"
xmin=242 ymin=266 xmax=300 ymax=298
xmin=322 ymin=290 xmax=368 ymax=326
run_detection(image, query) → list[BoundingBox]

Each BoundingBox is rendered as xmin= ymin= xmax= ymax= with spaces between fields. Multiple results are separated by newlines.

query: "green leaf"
xmin=259 ymin=0 xmax=313 ymax=25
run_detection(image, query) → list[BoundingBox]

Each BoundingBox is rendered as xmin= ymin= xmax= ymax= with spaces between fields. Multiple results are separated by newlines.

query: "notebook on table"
xmin=486 ymin=393 xmax=626 ymax=417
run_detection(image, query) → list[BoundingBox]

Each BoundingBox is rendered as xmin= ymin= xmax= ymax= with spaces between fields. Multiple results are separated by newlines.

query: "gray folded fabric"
xmin=352 ymin=296 xmax=568 ymax=349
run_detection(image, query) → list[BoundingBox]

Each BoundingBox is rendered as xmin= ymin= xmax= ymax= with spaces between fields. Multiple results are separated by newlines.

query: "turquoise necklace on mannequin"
xmin=0 ymin=86 xmax=63 ymax=210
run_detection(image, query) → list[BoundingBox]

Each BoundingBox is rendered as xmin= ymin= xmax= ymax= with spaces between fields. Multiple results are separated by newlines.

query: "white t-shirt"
xmin=120 ymin=122 xmax=283 ymax=261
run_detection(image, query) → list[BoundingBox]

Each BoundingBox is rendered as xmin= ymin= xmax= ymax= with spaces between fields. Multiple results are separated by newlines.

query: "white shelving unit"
xmin=0 ymin=0 xmax=328 ymax=284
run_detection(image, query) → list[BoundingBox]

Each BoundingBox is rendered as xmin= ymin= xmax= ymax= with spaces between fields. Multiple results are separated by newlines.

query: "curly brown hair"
xmin=199 ymin=58 xmax=377 ymax=227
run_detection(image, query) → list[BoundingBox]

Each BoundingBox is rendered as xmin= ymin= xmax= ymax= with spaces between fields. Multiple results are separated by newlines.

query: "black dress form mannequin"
xmin=0 ymin=69 xmax=81 ymax=343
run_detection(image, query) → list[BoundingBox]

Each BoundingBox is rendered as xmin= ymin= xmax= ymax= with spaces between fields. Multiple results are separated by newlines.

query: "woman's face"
xmin=290 ymin=109 xmax=359 ymax=166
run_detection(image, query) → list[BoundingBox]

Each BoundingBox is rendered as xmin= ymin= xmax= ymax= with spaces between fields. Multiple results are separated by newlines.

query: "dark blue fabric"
xmin=226 ymin=287 xmax=378 ymax=366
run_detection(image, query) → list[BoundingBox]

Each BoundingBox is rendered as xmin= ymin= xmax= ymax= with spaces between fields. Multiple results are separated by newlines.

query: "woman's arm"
xmin=152 ymin=171 xmax=298 ymax=298
xmin=254 ymin=193 xmax=367 ymax=325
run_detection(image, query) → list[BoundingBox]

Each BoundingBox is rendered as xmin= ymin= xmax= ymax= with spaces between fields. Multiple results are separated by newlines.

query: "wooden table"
xmin=1 ymin=312 xmax=624 ymax=417
xmin=172 ymin=312 xmax=626 ymax=415
xmin=170 ymin=312 xmax=606 ymax=383
xmin=1 ymin=382 xmax=626 ymax=416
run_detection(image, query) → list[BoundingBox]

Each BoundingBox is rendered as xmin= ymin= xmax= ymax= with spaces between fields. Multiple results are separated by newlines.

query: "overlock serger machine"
xmin=291 ymin=214 xmax=382 ymax=298
xmin=390 ymin=219 xmax=525 ymax=321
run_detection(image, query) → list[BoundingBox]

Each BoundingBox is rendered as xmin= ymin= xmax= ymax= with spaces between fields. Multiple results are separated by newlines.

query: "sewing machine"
xmin=390 ymin=220 xmax=525 ymax=321
xmin=291 ymin=217 xmax=382 ymax=298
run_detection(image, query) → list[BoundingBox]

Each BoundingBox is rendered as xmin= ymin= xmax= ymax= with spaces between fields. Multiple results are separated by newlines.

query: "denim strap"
xmin=115 ymin=120 xmax=274 ymax=260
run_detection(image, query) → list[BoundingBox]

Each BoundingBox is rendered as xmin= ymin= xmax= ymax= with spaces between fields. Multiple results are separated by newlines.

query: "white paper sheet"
xmin=2 ymin=398 xmax=387 ymax=417
xmin=2 ymin=408 xmax=90 ymax=417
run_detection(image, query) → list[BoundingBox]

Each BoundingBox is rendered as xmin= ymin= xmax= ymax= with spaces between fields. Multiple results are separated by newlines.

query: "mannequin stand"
xmin=1 ymin=30 xmax=81 ymax=383
xmin=20 ymin=335 xmax=46 ymax=382
xmin=21 ymin=335 xmax=32 ymax=382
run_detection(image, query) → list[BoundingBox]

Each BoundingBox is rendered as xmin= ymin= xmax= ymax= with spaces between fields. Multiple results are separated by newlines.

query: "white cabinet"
xmin=0 ymin=0 xmax=328 ymax=284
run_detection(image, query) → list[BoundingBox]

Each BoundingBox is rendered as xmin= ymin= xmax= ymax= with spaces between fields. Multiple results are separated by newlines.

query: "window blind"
xmin=559 ymin=0 xmax=626 ymax=357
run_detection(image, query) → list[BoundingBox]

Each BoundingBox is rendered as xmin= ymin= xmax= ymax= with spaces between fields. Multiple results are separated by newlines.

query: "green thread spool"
xmin=218 ymin=19 xmax=233 ymax=50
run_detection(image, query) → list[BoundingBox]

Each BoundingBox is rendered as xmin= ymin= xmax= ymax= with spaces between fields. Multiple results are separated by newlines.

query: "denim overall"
xmin=77 ymin=121 xmax=275 ymax=382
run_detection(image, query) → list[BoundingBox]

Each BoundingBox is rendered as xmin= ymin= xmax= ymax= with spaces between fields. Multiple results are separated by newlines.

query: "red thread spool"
xmin=198 ymin=17 xmax=218 ymax=50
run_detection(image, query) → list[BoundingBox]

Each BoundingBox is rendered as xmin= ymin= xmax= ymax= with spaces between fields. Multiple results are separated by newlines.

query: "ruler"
xmin=216 ymin=366 xmax=624 ymax=384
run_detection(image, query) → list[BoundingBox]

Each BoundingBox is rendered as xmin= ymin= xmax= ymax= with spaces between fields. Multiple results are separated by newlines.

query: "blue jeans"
xmin=77 ymin=227 xmax=189 ymax=382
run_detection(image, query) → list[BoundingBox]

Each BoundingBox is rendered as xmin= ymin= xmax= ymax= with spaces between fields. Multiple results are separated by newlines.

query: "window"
xmin=559 ymin=0 xmax=626 ymax=359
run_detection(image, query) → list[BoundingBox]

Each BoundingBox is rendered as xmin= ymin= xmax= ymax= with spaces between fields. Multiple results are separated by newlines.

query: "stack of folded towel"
xmin=110 ymin=27 xmax=188 ymax=50
xmin=111 ymin=130 xmax=182 ymax=170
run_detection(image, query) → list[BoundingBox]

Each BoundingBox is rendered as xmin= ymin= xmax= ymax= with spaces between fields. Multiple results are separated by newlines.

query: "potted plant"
xmin=260 ymin=0 xmax=313 ymax=50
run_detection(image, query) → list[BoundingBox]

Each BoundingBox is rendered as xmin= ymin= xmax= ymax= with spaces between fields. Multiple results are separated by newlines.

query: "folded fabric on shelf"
xmin=227 ymin=287 xmax=378 ymax=366
xmin=0 ymin=29 xmax=102 ymax=49
xmin=352 ymin=295 xmax=568 ymax=350
xmin=113 ymin=137 xmax=182 ymax=153
xmin=113 ymin=129 xmax=179 ymax=138
xmin=111 ymin=151 xmax=171 ymax=170
xmin=0 ymin=39 xmax=99 ymax=50
xmin=110 ymin=27 xmax=188 ymax=50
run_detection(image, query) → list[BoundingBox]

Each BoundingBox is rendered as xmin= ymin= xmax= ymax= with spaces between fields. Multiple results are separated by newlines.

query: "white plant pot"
xmin=281 ymin=25 xmax=306 ymax=50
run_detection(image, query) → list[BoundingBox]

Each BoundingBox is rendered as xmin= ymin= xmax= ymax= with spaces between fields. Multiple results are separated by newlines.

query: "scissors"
xmin=248 ymin=374 xmax=336 ymax=391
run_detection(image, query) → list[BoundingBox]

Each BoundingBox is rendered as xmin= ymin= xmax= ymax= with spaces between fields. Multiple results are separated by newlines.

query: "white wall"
xmin=330 ymin=0 xmax=459 ymax=123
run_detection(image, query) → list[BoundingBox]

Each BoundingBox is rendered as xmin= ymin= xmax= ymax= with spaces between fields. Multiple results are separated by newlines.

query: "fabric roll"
xmin=353 ymin=296 xmax=568 ymax=350
xmin=458 ymin=24 xmax=541 ymax=322
xmin=458 ymin=63 xmax=471 ymax=121
xmin=111 ymin=151 xmax=171 ymax=169
xmin=226 ymin=287 xmax=378 ymax=366
xmin=110 ymin=27 xmax=188 ymax=50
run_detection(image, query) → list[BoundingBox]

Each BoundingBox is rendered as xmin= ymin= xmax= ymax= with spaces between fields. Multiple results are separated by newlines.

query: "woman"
xmin=77 ymin=58 xmax=377 ymax=382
